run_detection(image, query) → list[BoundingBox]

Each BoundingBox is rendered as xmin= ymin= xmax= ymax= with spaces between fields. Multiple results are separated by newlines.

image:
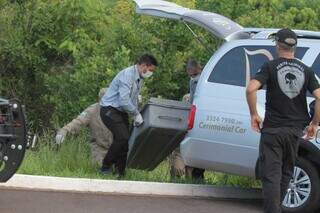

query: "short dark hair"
xmin=137 ymin=54 xmax=158 ymax=66
xmin=186 ymin=59 xmax=201 ymax=70
xmin=276 ymin=41 xmax=296 ymax=53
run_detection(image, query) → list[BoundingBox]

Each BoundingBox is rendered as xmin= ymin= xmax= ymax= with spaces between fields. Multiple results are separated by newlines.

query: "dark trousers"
xmin=100 ymin=106 xmax=130 ymax=175
xmin=191 ymin=168 xmax=205 ymax=180
xmin=258 ymin=127 xmax=301 ymax=213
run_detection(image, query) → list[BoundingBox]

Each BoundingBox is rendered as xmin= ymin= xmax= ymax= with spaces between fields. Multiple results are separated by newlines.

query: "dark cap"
xmin=275 ymin=28 xmax=297 ymax=47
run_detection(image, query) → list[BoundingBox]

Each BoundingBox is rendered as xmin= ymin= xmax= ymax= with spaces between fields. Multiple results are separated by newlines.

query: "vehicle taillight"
xmin=188 ymin=105 xmax=196 ymax=130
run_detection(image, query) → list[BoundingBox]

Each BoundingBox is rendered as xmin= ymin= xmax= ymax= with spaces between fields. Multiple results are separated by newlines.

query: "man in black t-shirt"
xmin=246 ymin=29 xmax=320 ymax=213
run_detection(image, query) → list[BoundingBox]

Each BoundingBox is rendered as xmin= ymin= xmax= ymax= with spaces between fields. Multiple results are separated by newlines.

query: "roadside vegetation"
xmin=18 ymin=131 xmax=261 ymax=188
xmin=2 ymin=0 xmax=320 ymax=186
xmin=1 ymin=0 xmax=319 ymax=130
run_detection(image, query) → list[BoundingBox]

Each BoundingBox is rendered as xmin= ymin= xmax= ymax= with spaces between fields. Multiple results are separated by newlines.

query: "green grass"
xmin=18 ymin=131 xmax=261 ymax=188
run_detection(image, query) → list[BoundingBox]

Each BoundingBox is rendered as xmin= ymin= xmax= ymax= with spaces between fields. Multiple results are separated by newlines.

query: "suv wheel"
xmin=282 ymin=157 xmax=320 ymax=213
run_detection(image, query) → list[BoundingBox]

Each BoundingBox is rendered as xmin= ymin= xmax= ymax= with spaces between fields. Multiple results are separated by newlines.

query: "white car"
xmin=134 ymin=1 xmax=320 ymax=212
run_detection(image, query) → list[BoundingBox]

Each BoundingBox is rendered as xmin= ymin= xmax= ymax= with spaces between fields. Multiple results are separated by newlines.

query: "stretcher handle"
xmin=158 ymin=115 xmax=182 ymax=122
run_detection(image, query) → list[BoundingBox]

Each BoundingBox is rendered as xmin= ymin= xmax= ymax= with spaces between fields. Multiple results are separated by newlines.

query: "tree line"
xmin=0 ymin=0 xmax=319 ymax=131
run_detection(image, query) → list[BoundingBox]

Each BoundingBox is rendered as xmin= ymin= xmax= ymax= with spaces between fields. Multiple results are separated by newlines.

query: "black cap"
xmin=275 ymin=28 xmax=297 ymax=47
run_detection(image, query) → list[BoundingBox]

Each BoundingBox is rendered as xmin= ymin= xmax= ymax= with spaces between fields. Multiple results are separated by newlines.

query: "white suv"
xmin=134 ymin=1 xmax=320 ymax=212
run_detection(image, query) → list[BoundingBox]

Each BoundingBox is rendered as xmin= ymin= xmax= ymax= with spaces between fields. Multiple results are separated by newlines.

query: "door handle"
xmin=158 ymin=116 xmax=182 ymax=122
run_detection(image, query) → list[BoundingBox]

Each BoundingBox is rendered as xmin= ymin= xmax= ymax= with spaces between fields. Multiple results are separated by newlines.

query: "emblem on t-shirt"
xmin=277 ymin=62 xmax=305 ymax=99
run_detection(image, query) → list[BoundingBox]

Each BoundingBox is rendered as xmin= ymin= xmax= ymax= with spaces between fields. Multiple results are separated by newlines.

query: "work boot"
xmin=114 ymin=166 xmax=126 ymax=179
xmin=100 ymin=165 xmax=113 ymax=175
xmin=116 ymin=172 xmax=125 ymax=180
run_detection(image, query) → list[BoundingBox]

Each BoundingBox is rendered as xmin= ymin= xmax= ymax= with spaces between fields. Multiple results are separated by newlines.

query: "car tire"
xmin=282 ymin=157 xmax=320 ymax=213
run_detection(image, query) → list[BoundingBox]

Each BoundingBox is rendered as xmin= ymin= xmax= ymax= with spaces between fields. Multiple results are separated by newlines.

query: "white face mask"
xmin=141 ymin=70 xmax=153 ymax=79
xmin=190 ymin=74 xmax=200 ymax=81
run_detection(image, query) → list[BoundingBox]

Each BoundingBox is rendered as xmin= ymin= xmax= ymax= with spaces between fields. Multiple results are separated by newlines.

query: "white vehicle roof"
xmin=133 ymin=0 xmax=320 ymax=42
xmin=133 ymin=0 xmax=244 ymax=41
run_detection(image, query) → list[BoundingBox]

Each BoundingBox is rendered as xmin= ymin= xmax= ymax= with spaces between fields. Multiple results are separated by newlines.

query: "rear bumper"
xmin=180 ymin=136 xmax=256 ymax=178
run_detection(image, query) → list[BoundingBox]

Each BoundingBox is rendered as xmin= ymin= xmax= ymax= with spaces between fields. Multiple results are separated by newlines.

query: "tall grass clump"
xmin=18 ymin=131 xmax=260 ymax=188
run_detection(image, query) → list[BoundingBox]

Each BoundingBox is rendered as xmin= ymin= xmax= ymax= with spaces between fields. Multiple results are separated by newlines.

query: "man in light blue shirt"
xmin=100 ymin=66 xmax=142 ymax=116
xmin=100 ymin=54 xmax=158 ymax=177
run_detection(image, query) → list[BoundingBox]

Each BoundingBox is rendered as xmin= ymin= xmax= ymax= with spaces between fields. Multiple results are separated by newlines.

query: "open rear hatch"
xmin=134 ymin=0 xmax=244 ymax=41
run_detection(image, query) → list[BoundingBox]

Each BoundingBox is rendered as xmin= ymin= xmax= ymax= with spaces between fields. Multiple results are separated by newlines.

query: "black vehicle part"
xmin=0 ymin=99 xmax=27 ymax=182
xmin=298 ymin=139 xmax=320 ymax=168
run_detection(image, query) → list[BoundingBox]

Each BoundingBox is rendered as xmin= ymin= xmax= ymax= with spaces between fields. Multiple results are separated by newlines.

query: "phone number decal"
xmin=199 ymin=115 xmax=246 ymax=134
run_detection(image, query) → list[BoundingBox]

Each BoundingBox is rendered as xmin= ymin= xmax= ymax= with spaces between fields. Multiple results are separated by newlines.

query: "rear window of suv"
xmin=208 ymin=46 xmax=308 ymax=87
